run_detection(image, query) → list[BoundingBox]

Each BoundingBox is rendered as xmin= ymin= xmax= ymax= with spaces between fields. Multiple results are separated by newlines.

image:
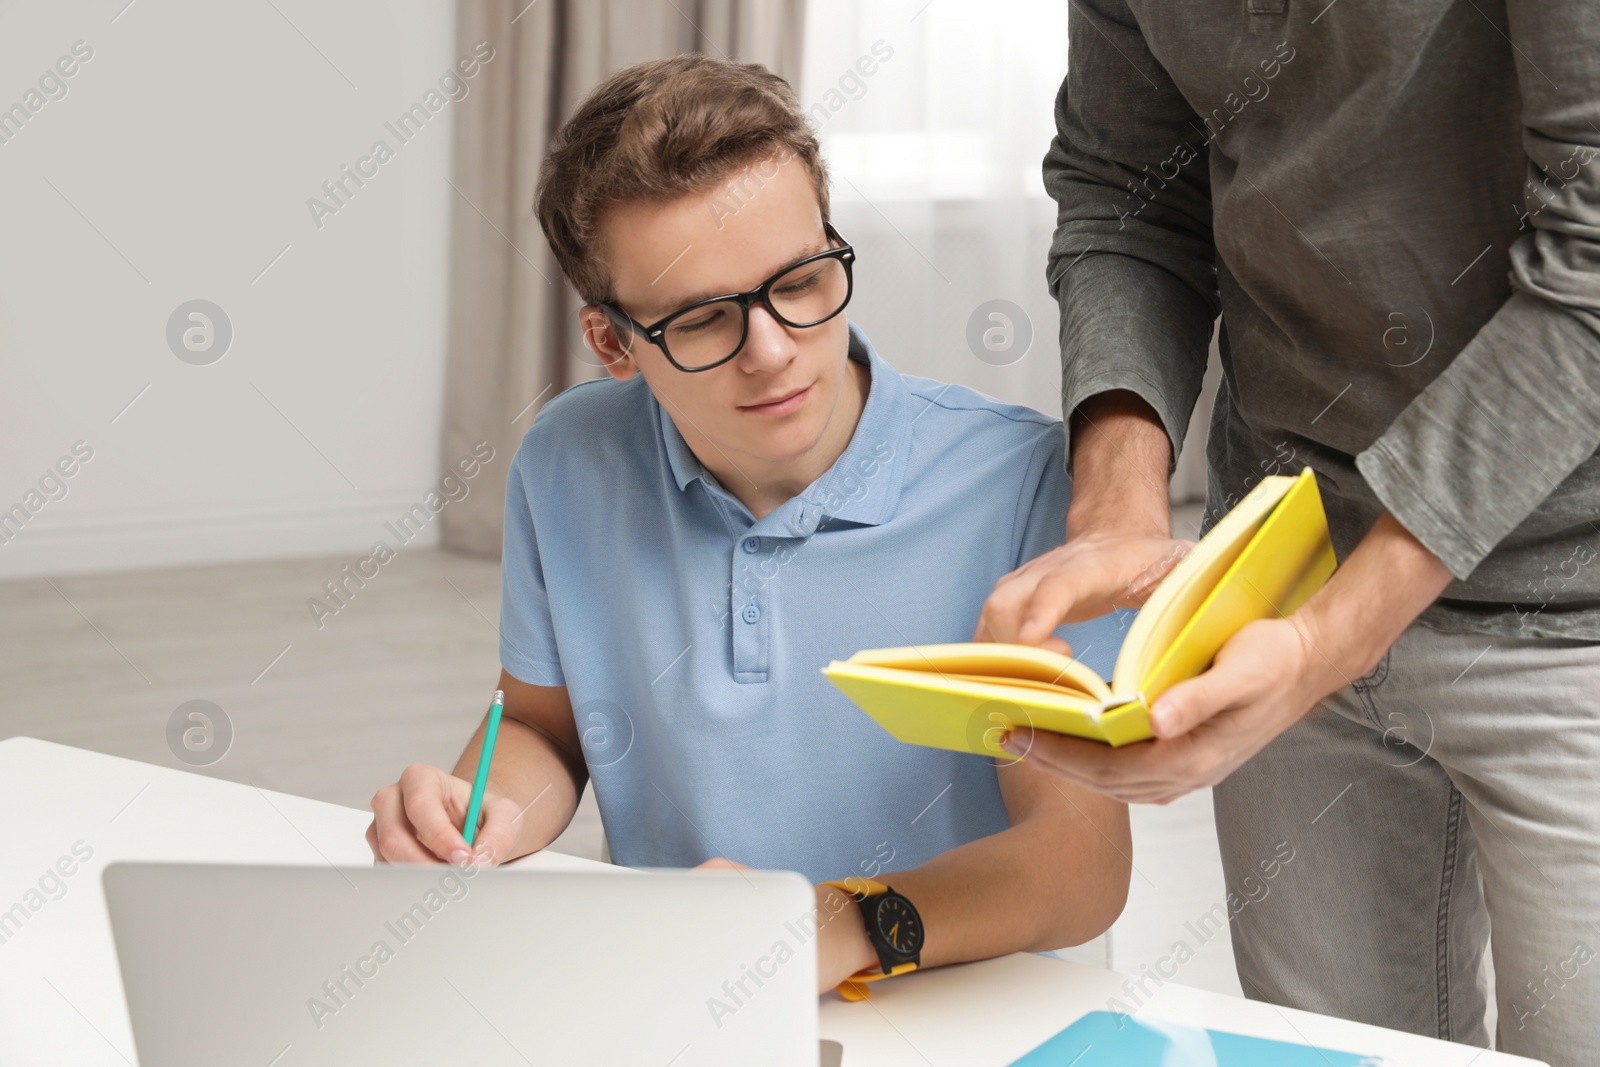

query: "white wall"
xmin=0 ymin=0 xmax=464 ymax=578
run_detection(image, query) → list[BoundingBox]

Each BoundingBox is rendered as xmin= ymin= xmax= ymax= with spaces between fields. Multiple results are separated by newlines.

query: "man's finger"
xmin=1007 ymin=728 xmax=1208 ymax=799
xmin=1124 ymin=538 xmax=1196 ymax=602
xmin=1150 ymin=676 xmax=1233 ymax=740
xmin=978 ymin=568 xmax=1041 ymax=645
xmin=1005 ymin=560 xmax=1116 ymax=646
xmin=1148 ymin=631 xmax=1274 ymax=739
xmin=1018 ymin=563 xmax=1113 ymax=637
xmin=1004 ymin=729 xmax=1136 ymax=789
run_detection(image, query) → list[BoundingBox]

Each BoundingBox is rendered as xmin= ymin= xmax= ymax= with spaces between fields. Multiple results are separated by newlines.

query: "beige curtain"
xmin=439 ymin=0 xmax=808 ymax=557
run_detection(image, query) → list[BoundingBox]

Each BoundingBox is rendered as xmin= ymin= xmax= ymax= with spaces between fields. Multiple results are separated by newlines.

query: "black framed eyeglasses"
xmin=599 ymin=222 xmax=855 ymax=372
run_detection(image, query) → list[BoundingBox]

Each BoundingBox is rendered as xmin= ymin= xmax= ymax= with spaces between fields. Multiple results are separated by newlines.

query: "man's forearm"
xmin=1297 ymin=510 xmax=1455 ymax=687
xmin=1067 ymin=391 xmax=1172 ymax=540
xmin=451 ymin=716 xmax=585 ymax=860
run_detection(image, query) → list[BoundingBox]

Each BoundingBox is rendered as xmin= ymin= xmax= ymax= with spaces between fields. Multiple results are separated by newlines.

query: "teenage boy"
xmin=367 ymin=54 xmax=1131 ymax=999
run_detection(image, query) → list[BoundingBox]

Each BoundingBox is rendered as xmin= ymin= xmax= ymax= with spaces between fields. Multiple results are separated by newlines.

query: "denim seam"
xmin=1350 ymin=648 xmax=1392 ymax=729
xmin=1435 ymin=787 xmax=1465 ymax=1041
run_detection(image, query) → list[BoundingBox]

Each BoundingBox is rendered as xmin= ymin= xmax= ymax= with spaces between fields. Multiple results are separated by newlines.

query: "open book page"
xmin=842 ymin=643 xmax=1114 ymax=703
xmin=821 ymin=655 xmax=1117 ymax=756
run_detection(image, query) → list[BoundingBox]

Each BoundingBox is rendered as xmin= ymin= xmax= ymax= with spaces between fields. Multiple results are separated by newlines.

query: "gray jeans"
xmin=1213 ymin=622 xmax=1600 ymax=1066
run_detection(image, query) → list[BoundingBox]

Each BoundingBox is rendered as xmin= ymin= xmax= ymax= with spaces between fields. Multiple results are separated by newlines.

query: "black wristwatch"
xmin=823 ymin=878 xmax=923 ymax=1000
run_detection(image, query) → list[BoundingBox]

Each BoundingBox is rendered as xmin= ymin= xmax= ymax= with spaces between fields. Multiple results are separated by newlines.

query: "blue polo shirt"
xmin=499 ymin=321 xmax=1128 ymax=883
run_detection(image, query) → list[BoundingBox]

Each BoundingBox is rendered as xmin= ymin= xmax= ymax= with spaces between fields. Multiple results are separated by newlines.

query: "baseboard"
xmin=0 ymin=496 xmax=442 ymax=580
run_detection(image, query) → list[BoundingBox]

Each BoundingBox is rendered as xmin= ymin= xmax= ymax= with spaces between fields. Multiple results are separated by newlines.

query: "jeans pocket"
xmin=1349 ymin=648 xmax=1392 ymax=729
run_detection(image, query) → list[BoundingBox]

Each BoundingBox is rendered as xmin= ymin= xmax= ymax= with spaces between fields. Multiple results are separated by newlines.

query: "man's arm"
xmin=1045 ymin=0 xmax=1217 ymax=479
xmin=980 ymin=0 xmax=1218 ymax=645
xmin=1352 ymin=2 xmax=1600 ymax=580
xmin=366 ymin=668 xmax=587 ymax=865
xmin=809 ymin=761 xmax=1130 ymax=991
xmin=986 ymin=4 xmax=1598 ymax=802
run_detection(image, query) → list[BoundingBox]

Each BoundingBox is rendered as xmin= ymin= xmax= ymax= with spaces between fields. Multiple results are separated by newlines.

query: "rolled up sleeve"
xmin=1356 ymin=2 xmax=1600 ymax=579
xmin=1046 ymin=0 xmax=1219 ymax=472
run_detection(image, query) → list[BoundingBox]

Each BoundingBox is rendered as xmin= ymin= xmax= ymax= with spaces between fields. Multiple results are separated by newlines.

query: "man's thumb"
xmin=1149 ymin=660 xmax=1238 ymax=739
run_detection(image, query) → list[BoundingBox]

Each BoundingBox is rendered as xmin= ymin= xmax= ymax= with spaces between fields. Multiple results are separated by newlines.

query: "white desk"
xmin=0 ymin=738 xmax=1540 ymax=1066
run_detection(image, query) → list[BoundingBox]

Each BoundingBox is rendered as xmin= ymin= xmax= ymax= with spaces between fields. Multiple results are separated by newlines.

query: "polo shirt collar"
xmin=654 ymin=320 xmax=910 ymax=533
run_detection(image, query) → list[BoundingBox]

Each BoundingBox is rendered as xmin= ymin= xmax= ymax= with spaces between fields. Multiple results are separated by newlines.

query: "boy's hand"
xmin=693 ymin=859 xmax=876 ymax=993
xmin=813 ymin=881 xmax=877 ymax=993
xmin=366 ymin=763 xmax=521 ymax=867
xmin=977 ymin=532 xmax=1194 ymax=647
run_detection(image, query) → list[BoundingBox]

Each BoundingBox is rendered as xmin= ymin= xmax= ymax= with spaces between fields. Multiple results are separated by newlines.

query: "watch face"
xmin=873 ymin=894 xmax=923 ymax=957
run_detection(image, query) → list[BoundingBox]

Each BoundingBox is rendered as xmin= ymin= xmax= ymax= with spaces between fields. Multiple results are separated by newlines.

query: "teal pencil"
xmin=462 ymin=689 xmax=505 ymax=849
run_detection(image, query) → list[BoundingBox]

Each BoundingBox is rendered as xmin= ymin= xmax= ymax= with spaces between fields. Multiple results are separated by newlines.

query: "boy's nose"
xmin=738 ymin=304 xmax=800 ymax=370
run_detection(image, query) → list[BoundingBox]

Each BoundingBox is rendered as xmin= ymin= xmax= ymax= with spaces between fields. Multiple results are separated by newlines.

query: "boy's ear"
xmin=580 ymin=306 xmax=639 ymax=381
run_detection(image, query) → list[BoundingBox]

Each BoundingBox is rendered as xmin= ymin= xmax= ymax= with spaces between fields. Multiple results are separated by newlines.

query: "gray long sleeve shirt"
xmin=1046 ymin=0 xmax=1600 ymax=639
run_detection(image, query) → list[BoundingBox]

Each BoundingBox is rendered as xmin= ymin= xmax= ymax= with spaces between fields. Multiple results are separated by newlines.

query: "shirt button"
xmin=741 ymin=604 xmax=761 ymax=624
xmin=742 ymin=536 xmax=760 ymax=553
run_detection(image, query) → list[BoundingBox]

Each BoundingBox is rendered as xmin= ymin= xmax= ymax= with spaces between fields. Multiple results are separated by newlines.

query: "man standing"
xmin=978 ymin=4 xmax=1599 ymax=1063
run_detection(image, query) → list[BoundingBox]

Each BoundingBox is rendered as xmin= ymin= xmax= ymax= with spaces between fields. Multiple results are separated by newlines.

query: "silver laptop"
xmin=104 ymin=862 xmax=821 ymax=1066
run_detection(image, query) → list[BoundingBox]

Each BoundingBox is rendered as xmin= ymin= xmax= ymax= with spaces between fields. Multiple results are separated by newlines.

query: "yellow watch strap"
xmin=820 ymin=876 xmax=887 ymax=899
xmin=835 ymin=961 xmax=917 ymax=1001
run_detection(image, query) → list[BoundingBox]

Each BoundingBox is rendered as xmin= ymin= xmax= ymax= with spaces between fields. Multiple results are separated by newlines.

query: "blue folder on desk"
xmin=1009 ymin=1011 xmax=1381 ymax=1066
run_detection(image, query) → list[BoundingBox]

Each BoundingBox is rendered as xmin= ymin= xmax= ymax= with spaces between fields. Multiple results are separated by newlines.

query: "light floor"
xmin=0 ymin=503 xmax=1243 ymax=997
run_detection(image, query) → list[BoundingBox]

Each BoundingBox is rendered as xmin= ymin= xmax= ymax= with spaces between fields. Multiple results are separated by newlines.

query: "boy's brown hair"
xmin=535 ymin=53 xmax=831 ymax=305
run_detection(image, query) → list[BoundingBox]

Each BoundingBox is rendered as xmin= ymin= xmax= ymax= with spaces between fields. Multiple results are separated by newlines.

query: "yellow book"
xmin=821 ymin=466 xmax=1337 ymax=755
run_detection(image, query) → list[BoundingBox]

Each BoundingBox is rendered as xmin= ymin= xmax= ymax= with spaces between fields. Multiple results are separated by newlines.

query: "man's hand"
xmin=980 ymin=391 xmax=1181 ymax=647
xmin=977 ymin=531 xmax=1193 ymax=647
xmin=1002 ymin=613 xmax=1346 ymax=803
xmin=366 ymin=763 xmax=523 ymax=867
xmin=1001 ymin=511 xmax=1455 ymax=803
